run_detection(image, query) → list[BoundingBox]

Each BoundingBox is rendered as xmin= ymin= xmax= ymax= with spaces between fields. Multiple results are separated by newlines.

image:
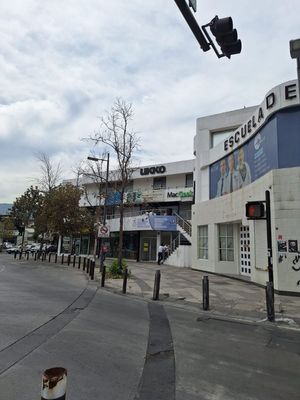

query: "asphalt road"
xmin=0 ymin=253 xmax=299 ymax=400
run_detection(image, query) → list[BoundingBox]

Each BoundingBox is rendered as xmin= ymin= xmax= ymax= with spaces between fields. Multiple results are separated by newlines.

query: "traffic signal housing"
xmin=209 ymin=16 xmax=242 ymax=58
xmin=245 ymin=201 xmax=265 ymax=220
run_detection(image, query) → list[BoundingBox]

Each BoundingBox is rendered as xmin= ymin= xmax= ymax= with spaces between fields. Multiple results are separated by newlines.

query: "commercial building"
xmin=192 ymin=80 xmax=300 ymax=294
xmin=64 ymin=159 xmax=194 ymax=265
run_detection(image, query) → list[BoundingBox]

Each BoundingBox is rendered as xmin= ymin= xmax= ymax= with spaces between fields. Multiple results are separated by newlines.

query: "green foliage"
xmin=35 ymin=183 xmax=95 ymax=236
xmin=10 ymin=186 xmax=44 ymax=231
xmin=108 ymin=258 xmax=128 ymax=278
xmin=0 ymin=217 xmax=15 ymax=239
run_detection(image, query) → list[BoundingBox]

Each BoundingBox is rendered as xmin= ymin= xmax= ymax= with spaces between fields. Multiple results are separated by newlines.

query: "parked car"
xmin=6 ymin=245 xmax=22 ymax=254
xmin=45 ymin=244 xmax=57 ymax=253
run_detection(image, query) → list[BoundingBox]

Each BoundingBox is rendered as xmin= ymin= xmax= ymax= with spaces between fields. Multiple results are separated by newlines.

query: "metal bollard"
xmin=67 ymin=255 xmax=71 ymax=266
xmin=202 ymin=275 xmax=209 ymax=311
xmin=86 ymin=259 xmax=90 ymax=274
xmin=34 ymin=252 xmax=37 ymax=261
xmin=41 ymin=367 xmax=67 ymax=400
xmin=101 ymin=265 xmax=106 ymax=287
xmin=152 ymin=270 xmax=161 ymax=300
xmin=73 ymin=255 xmax=76 ymax=268
xmin=90 ymin=261 xmax=95 ymax=280
xmin=83 ymin=257 xmax=86 ymax=271
xmin=41 ymin=252 xmax=45 ymax=262
xmin=122 ymin=268 xmax=128 ymax=294
xmin=19 ymin=251 xmax=22 ymax=260
xmin=78 ymin=256 xmax=81 ymax=269
xmin=61 ymin=254 xmax=64 ymax=265
xmin=266 ymin=281 xmax=275 ymax=322
xmin=27 ymin=251 xmax=29 ymax=261
xmin=55 ymin=253 xmax=58 ymax=263
xmin=48 ymin=253 xmax=51 ymax=262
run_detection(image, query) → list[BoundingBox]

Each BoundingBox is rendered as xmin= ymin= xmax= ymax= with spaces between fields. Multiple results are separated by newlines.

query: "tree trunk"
xmin=118 ymin=192 xmax=125 ymax=268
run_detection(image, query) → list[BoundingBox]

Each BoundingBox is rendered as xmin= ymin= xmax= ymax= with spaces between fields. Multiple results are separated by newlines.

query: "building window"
xmin=153 ymin=176 xmax=166 ymax=189
xmin=185 ymin=173 xmax=193 ymax=188
xmin=219 ymin=224 xmax=234 ymax=261
xmin=197 ymin=225 xmax=208 ymax=259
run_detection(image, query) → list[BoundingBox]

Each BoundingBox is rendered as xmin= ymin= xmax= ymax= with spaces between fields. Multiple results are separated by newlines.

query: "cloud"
xmin=0 ymin=0 xmax=299 ymax=202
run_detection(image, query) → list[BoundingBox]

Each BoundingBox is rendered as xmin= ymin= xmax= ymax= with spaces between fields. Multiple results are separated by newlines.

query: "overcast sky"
xmin=0 ymin=0 xmax=299 ymax=202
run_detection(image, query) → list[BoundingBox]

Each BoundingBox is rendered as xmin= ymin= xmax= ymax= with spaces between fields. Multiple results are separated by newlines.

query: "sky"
xmin=0 ymin=0 xmax=299 ymax=203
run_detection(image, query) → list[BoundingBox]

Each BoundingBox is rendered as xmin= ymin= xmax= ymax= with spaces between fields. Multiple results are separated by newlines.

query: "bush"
xmin=108 ymin=258 xmax=129 ymax=278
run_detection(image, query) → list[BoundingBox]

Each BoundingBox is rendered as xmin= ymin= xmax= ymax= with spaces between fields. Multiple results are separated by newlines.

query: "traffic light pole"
xmin=265 ymin=190 xmax=274 ymax=284
xmin=174 ymin=0 xmax=210 ymax=52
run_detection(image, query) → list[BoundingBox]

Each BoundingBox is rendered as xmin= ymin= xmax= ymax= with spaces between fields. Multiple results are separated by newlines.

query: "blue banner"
xmin=148 ymin=215 xmax=177 ymax=231
xmin=210 ymin=116 xmax=278 ymax=198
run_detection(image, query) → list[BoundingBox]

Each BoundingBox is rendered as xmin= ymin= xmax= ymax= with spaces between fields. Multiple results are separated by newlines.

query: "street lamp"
xmin=289 ymin=38 xmax=300 ymax=99
xmin=87 ymin=154 xmax=110 ymax=270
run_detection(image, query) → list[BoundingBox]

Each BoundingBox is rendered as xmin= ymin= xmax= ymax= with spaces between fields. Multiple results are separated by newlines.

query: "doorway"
xmin=140 ymin=237 xmax=157 ymax=261
xmin=240 ymin=225 xmax=251 ymax=277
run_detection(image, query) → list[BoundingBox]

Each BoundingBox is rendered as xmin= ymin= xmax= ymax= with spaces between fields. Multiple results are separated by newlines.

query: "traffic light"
xmin=209 ymin=16 xmax=242 ymax=58
xmin=245 ymin=202 xmax=265 ymax=219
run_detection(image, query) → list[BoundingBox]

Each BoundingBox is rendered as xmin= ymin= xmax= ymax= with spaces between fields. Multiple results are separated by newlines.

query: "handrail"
xmin=174 ymin=212 xmax=192 ymax=236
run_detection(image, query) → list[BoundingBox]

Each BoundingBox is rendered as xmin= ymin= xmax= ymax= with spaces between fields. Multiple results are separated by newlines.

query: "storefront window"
xmin=219 ymin=224 xmax=234 ymax=261
xmin=197 ymin=225 xmax=208 ymax=259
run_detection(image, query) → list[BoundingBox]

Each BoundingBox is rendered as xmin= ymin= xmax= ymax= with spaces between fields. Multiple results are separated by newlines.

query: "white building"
xmin=192 ymin=80 xmax=300 ymax=294
xmin=65 ymin=159 xmax=194 ymax=265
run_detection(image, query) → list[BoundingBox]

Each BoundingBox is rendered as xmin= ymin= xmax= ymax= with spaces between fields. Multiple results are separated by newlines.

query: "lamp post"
xmin=290 ymin=38 xmax=300 ymax=99
xmin=87 ymin=154 xmax=110 ymax=270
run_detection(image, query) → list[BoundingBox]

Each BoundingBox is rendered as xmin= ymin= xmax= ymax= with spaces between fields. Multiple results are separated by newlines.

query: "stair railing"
xmin=174 ymin=212 xmax=192 ymax=237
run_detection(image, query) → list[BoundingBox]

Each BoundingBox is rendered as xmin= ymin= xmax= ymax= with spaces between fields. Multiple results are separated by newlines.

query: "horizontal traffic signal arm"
xmin=174 ymin=0 xmax=210 ymax=52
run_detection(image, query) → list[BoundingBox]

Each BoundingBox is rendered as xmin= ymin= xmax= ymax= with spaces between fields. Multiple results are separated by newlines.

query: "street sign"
xmin=189 ymin=0 xmax=197 ymax=12
xmin=98 ymin=224 xmax=110 ymax=238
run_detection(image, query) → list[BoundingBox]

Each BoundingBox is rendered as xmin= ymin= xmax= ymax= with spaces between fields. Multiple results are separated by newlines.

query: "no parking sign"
xmin=98 ymin=224 xmax=110 ymax=238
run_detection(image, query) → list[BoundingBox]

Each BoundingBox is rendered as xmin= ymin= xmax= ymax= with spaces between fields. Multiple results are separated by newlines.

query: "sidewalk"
xmin=97 ymin=261 xmax=300 ymax=327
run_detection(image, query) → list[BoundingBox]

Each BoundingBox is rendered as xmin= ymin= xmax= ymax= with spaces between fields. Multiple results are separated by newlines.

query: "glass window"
xmin=153 ymin=176 xmax=166 ymax=189
xmin=197 ymin=225 xmax=208 ymax=259
xmin=219 ymin=224 xmax=234 ymax=261
xmin=185 ymin=173 xmax=193 ymax=188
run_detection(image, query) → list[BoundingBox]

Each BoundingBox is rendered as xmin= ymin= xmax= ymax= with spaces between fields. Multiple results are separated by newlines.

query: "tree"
xmin=10 ymin=186 xmax=44 ymax=246
xmin=0 ymin=217 xmax=15 ymax=244
xmin=85 ymin=98 xmax=140 ymax=267
xmin=36 ymin=183 xmax=94 ymax=238
xmin=35 ymin=152 xmax=62 ymax=192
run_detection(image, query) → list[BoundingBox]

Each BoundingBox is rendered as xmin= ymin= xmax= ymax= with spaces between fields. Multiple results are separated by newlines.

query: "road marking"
xmin=0 ymin=265 xmax=6 ymax=272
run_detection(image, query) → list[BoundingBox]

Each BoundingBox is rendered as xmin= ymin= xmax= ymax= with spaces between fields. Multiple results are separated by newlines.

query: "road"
xmin=0 ymin=253 xmax=299 ymax=399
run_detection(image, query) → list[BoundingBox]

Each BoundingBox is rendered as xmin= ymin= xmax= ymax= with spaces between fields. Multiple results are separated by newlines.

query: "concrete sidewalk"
xmin=97 ymin=261 xmax=300 ymax=327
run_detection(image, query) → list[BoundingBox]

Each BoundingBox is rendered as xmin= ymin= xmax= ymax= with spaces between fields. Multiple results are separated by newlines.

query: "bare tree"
xmin=85 ymin=98 xmax=140 ymax=267
xmin=36 ymin=152 xmax=62 ymax=192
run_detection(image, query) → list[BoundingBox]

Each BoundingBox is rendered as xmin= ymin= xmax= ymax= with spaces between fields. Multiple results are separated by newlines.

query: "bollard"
xmin=266 ymin=281 xmax=275 ymax=322
xmin=90 ymin=261 xmax=95 ymax=280
xmin=101 ymin=265 xmax=106 ymax=287
xmin=122 ymin=268 xmax=128 ymax=294
xmin=34 ymin=252 xmax=37 ymax=261
xmin=61 ymin=254 xmax=64 ymax=265
xmin=83 ymin=257 xmax=86 ymax=271
xmin=152 ymin=270 xmax=161 ymax=300
xmin=27 ymin=251 xmax=29 ymax=261
xmin=78 ymin=256 xmax=81 ymax=269
xmin=41 ymin=367 xmax=67 ymax=400
xmin=48 ymin=253 xmax=51 ymax=263
xmin=86 ymin=259 xmax=90 ymax=274
xmin=41 ymin=252 xmax=45 ymax=262
xmin=55 ymin=253 xmax=58 ymax=263
xmin=19 ymin=251 xmax=22 ymax=260
xmin=73 ymin=255 xmax=76 ymax=268
xmin=202 ymin=275 xmax=209 ymax=311
xmin=67 ymin=255 xmax=71 ymax=266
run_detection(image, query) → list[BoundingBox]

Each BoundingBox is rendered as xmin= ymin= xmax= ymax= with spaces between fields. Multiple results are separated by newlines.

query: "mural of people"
xmin=226 ymin=153 xmax=240 ymax=193
xmin=216 ymin=158 xmax=228 ymax=197
xmin=238 ymin=147 xmax=251 ymax=188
